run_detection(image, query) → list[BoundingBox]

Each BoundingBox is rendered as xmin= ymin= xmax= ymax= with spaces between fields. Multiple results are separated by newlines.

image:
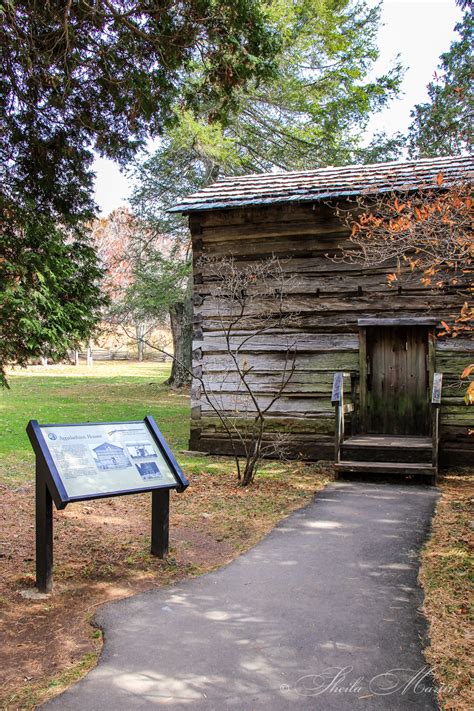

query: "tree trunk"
xmin=165 ymin=276 xmax=193 ymax=388
xmin=135 ymin=321 xmax=145 ymax=361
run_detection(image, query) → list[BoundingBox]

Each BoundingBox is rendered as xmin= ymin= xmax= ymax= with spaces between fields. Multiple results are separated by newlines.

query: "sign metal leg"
xmin=151 ymin=488 xmax=169 ymax=558
xmin=36 ymin=467 xmax=53 ymax=593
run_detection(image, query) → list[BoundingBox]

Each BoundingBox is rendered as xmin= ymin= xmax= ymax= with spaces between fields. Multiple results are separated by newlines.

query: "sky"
xmin=93 ymin=0 xmax=463 ymax=216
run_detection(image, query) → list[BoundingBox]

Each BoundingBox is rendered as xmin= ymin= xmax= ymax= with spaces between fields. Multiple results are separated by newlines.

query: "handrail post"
xmin=332 ymin=373 xmax=344 ymax=465
xmin=431 ymin=372 xmax=443 ymax=482
xmin=350 ymin=373 xmax=358 ymax=435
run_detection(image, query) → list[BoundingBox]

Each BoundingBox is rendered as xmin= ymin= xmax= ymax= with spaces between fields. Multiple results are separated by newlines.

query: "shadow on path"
xmin=43 ymin=482 xmax=439 ymax=710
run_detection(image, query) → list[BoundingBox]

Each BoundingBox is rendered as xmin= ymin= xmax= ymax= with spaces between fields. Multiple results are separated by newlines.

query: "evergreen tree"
xmin=0 ymin=214 xmax=106 ymax=386
xmin=408 ymin=11 xmax=473 ymax=157
xmin=0 ymin=1 xmax=278 ymax=382
xmin=131 ymin=0 xmax=404 ymax=385
xmin=134 ymin=0 xmax=404 ymax=203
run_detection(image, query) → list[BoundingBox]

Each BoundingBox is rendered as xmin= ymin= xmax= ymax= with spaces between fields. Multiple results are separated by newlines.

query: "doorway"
xmin=362 ymin=325 xmax=430 ymax=435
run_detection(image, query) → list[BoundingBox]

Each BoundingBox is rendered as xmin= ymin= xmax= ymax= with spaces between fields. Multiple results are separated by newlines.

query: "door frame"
xmin=357 ymin=318 xmax=436 ymax=434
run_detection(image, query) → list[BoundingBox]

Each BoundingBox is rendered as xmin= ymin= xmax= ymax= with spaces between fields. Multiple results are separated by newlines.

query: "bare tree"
xmin=193 ymin=256 xmax=301 ymax=485
xmin=92 ymin=208 xmax=178 ymax=362
xmin=135 ymin=256 xmax=300 ymax=486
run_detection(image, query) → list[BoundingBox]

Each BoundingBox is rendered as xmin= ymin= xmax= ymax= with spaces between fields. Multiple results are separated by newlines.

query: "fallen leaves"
xmin=419 ymin=473 xmax=474 ymax=711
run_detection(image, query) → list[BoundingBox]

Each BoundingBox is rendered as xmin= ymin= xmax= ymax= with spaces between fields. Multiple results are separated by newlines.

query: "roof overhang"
xmin=169 ymin=155 xmax=473 ymax=214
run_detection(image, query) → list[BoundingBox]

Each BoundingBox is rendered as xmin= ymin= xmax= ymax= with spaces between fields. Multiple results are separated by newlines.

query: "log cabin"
xmin=170 ymin=155 xmax=474 ymax=482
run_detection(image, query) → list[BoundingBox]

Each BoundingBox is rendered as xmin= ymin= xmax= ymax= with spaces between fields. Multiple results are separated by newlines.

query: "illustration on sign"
xmin=93 ymin=442 xmax=131 ymax=470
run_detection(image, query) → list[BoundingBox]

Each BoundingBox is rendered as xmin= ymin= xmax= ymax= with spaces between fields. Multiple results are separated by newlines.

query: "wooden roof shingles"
xmin=169 ymin=155 xmax=474 ymax=213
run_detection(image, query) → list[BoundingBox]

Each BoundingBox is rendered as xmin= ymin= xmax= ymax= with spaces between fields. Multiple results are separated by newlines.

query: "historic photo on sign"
xmin=136 ymin=461 xmax=162 ymax=481
xmin=126 ymin=442 xmax=157 ymax=459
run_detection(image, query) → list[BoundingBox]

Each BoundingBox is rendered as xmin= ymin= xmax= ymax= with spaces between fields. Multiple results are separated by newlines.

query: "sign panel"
xmin=40 ymin=421 xmax=176 ymax=498
xmin=27 ymin=417 xmax=188 ymax=505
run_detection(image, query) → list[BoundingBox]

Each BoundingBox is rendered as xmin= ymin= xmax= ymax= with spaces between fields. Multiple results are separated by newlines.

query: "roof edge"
xmin=168 ymin=154 xmax=474 ymax=214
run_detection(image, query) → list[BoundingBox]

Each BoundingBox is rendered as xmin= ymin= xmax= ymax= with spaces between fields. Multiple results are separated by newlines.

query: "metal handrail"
xmin=331 ymin=372 xmax=355 ymax=463
xmin=431 ymin=372 xmax=443 ymax=473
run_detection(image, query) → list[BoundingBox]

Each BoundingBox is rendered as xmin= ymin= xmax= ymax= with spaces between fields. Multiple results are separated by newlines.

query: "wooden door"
xmin=365 ymin=326 xmax=429 ymax=435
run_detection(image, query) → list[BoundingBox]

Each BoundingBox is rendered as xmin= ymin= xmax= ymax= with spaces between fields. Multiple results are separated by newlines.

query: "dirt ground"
xmin=2 ymin=466 xmax=472 ymax=710
xmin=0 ymin=465 xmax=330 ymax=710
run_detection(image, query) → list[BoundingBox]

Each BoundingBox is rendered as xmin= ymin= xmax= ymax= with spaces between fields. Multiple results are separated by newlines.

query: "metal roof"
xmin=169 ymin=155 xmax=474 ymax=213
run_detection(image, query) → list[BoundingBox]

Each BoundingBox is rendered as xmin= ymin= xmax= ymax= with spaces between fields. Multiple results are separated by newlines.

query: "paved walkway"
xmin=44 ymin=482 xmax=440 ymax=710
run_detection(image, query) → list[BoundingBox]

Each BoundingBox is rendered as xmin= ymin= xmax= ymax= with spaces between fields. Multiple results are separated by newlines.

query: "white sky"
xmin=93 ymin=0 xmax=463 ymax=216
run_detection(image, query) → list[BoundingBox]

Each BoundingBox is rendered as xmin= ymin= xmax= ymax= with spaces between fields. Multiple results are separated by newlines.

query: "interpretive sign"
xmin=27 ymin=416 xmax=189 ymax=592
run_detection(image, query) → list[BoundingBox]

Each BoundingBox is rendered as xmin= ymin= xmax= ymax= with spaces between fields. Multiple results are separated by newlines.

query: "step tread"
xmin=343 ymin=435 xmax=432 ymax=449
xmin=335 ymin=461 xmax=436 ymax=475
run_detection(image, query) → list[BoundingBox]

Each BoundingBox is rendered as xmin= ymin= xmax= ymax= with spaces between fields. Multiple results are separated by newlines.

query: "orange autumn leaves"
xmin=337 ymin=176 xmax=473 ymax=410
xmin=348 ymin=178 xmax=472 ymax=292
xmin=461 ymin=364 xmax=474 ymax=405
xmin=342 ymin=177 xmax=473 ymax=336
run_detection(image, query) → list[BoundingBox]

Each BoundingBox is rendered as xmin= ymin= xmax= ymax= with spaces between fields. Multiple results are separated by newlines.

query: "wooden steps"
xmin=342 ymin=435 xmax=432 ymax=464
xmin=335 ymin=435 xmax=437 ymax=484
xmin=335 ymin=461 xmax=436 ymax=476
xmin=343 ymin=435 xmax=432 ymax=449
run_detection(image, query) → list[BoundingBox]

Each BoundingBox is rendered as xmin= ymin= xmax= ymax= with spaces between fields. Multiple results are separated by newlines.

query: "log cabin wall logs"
xmin=188 ymin=201 xmax=473 ymax=467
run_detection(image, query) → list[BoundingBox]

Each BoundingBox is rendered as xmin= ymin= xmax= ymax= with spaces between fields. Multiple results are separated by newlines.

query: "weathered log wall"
xmin=189 ymin=202 xmax=473 ymax=466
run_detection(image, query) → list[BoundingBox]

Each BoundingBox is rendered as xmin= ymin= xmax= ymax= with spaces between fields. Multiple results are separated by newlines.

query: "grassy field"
xmin=0 ymin=361 xmax=193 ymax=486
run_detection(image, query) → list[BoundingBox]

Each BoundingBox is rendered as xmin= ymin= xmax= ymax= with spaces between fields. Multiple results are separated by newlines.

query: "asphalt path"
xmin=43 ymin=482 xmax=440 ymax=710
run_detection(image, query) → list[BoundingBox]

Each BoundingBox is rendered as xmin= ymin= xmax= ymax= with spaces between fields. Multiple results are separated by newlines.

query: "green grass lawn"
xmin=0 ymin=361 xmax=195 ymax=486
